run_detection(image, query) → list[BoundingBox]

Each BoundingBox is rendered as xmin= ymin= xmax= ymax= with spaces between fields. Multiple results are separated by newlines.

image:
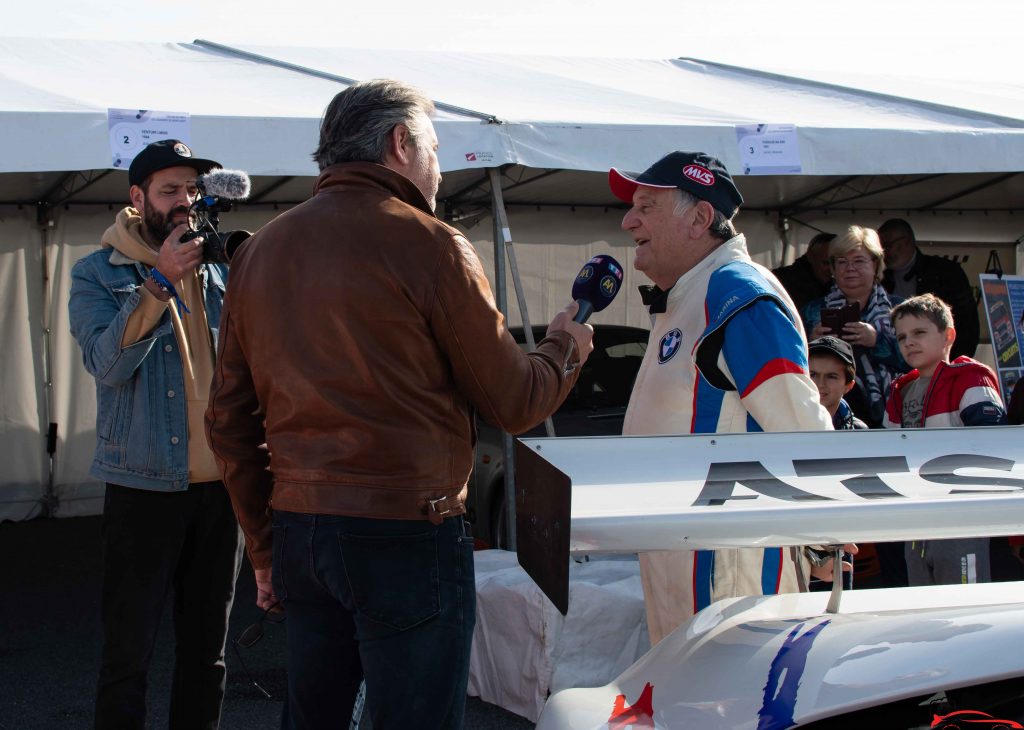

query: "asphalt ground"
xmin=0 ymin=515 xmax=534 ymax=730
xmin=6 ymin=515 xmax=1020 ymax=729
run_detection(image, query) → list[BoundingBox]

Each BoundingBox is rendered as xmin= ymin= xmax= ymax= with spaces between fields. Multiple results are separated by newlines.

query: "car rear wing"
xmin=515 ymin=426 xmax=1024 ymax=614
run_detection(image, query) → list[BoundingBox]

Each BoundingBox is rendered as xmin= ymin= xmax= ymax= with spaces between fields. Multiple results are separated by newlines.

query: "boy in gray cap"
xmin=808 ymin=335 xmax=868 ymax=430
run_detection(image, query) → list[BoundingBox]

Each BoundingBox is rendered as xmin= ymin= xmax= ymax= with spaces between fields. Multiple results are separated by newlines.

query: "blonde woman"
xmin=803 ymin=225 xmax=905 ymax=427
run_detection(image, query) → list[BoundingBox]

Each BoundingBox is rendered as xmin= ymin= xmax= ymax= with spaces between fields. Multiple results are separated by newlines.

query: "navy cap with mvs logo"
xmin=128 ymin=139 xmax=220 ymax=187
xmin=608 ymin=151 xmax=743 ymax=218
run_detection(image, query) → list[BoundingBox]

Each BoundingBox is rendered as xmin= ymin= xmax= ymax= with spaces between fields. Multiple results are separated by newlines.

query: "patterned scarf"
xmin=823 ymin=283 xmax=898 ymax=424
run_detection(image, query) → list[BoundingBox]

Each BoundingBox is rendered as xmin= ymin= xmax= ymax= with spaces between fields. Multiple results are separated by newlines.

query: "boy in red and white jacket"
xmin=885 ymin=294 xmax=1007 ymax=586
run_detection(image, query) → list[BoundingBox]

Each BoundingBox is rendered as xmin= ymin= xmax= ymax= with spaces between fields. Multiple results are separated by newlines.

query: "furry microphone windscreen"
xmin=198 ymin=169 xmax=252 ymax=200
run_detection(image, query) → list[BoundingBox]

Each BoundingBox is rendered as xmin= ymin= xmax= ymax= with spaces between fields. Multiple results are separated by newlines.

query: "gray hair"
xmin=313 ymin=79 xmax=436 ymax=171
xmin=673 ymin=190 xmax=737 ymax=241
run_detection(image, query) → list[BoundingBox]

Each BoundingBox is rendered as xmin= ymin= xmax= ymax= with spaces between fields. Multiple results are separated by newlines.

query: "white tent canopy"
xmin=223 ymin=43 xmax=1024 ymax=175
xmin=0 ymin=37 xmax=1021 ymax=521
xmin=2 ymin=38 xmax=1023 ymax=177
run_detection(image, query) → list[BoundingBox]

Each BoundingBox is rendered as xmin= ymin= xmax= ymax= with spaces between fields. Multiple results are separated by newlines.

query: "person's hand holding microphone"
xmin=547 ymin=254 xmax=626 ymax=366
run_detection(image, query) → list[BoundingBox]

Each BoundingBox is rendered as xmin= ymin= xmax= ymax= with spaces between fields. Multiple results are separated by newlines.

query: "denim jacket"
xmin=69 ymin=247 xmax=227 ymax=491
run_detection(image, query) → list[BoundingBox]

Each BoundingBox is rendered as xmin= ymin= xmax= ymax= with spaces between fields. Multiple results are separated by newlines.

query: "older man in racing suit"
xmin=610 ymin=151 xmax=837 ymax=644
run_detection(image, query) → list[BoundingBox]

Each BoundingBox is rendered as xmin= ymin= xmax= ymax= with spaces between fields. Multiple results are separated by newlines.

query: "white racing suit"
xmin=624 ymin=235 xmax=832 ymax=644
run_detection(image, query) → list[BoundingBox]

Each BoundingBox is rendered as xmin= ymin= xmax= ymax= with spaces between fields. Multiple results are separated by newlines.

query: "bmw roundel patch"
xmin=658 ymin=328 xmax=682 ymax=364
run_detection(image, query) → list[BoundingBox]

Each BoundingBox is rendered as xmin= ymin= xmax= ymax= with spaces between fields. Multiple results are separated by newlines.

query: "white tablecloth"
xmin=468 ymin=550 xmax=649 ymax=722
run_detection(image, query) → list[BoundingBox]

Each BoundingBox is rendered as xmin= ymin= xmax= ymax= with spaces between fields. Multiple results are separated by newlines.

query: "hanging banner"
xmin=108 ymin=108 xmax=191 ymax=170
xmin=735 ymin=123 xmax=802 ymax=175
xmin=979 ymin=273 xmax=1024 ymax=399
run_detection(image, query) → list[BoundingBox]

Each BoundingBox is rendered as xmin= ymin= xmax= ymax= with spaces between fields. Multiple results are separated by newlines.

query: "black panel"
xmin=514 ymin=439 xmax=572 ymax=615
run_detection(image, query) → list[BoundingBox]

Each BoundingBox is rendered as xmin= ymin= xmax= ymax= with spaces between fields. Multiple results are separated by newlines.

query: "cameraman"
xmin=69 ymin=139 xmax=242 ymax=730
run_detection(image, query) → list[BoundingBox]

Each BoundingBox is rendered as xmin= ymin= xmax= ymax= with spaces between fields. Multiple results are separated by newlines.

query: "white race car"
xmin=514 ymin=427 xmax=1024 ymax=729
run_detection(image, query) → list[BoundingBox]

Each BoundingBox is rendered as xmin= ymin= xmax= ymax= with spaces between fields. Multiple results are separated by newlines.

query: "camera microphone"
xmin=184 ymin=168 xmax=253 ymax=264
xmin=196 ymin=168 xmax=251 ymax=201
xmin=571 ymin=254 xmax=624 ymax=323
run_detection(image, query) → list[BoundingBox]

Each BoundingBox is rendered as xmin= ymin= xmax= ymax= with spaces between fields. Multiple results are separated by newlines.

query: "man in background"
xmin=878 ymin=218 xmax=979 ymax=358
xmin=772 ymin=231 xmax=834 ymax=313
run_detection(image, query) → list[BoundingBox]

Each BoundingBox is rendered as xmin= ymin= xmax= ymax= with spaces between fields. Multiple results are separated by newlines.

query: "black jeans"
xmin=95 ymin=482 xmax=243 ymax=730
xmin=272 ymin=511 xmax=476 ymax=730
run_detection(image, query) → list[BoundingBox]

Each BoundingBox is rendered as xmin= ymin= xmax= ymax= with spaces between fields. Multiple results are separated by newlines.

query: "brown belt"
xmin=417 ymin=494 xmax=464 ymax=525
xmin=271 ymin=481 xmax=467 ymax=525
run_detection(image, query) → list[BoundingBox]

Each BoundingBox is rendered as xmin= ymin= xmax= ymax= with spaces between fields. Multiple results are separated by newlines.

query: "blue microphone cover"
xmin=571 ymin=254 xmax=624 ymax=317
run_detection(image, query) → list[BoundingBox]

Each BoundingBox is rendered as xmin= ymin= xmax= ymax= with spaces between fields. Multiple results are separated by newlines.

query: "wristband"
xmin=150 ymin=268 xmax=190 ymax=316
xmin=145 ymin=273 xmax=172 ymax=301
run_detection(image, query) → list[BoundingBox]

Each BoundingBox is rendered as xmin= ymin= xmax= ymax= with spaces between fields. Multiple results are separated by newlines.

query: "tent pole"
xmin=488 ymin=169 xmax=554 ymax=441
xmin=488 ymin=168 xmax=557 ymax=550
xmin=489 ymin=169 xmax=515 ymax=550
xmin=777 ymin=213 xmax=793 ymax=267
xmin=37 ymin=203 xmax=58 ymax=517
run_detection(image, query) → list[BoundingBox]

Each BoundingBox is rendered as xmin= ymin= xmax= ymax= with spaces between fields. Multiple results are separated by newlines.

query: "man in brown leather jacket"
xmin=206 ymin=79 xmax=593 ymax=730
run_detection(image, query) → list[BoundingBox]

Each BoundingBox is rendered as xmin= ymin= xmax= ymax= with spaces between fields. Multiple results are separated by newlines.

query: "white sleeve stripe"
xmin=924 ymin=413 xmax=957 ymax=427
xmin=959 ymin=385 xmax=1003 ymax=410
xmin=741 ymin=373 xmax=833 ymax=431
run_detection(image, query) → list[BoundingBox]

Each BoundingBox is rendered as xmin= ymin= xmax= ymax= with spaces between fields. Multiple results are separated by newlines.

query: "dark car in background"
xmin=468 ymin=325 xmax=649 ymax=548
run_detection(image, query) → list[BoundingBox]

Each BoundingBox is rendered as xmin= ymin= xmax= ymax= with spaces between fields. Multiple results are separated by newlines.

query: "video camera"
xmin=180 ymin=168 xmax=253 ymax=264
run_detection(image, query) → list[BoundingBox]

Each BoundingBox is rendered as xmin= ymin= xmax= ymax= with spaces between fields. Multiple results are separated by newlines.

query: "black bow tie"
xmin=638 ymin=285 xmax=671 ymax=314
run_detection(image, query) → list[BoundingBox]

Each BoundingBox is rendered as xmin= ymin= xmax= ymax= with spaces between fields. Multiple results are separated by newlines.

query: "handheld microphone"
xmin=571 ymin=254 xmax=624 ymax=323
xmin=196 ymin=168 xmax=251 ymax=201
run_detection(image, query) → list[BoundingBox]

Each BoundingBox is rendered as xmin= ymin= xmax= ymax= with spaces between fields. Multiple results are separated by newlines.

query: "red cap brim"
xmin=608 ymin=167 xmax=677 ymax=203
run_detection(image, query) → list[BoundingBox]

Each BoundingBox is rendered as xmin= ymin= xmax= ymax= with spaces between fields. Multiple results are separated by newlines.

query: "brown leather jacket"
xmin=206 ymin=163 xmax=581 ymax=569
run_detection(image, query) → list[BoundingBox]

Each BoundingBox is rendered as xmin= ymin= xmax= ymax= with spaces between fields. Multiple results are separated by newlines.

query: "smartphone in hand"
xmin=820 ymin=301 xmax=861 ymax=335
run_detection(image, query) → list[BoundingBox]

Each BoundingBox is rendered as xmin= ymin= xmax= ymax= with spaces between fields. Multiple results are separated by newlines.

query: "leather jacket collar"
xmin=314 ymin=162 xmax=435 ymax=217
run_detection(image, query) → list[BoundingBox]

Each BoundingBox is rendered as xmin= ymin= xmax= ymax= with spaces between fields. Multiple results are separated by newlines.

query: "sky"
xmin=5 ymin=0 xmax=1022 ymax=86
